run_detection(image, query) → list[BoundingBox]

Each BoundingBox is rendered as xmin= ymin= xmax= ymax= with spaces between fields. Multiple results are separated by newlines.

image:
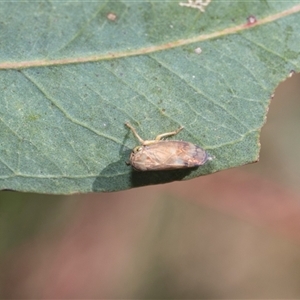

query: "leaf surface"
xmin=0 ymin=1 xmax=299 ymax=193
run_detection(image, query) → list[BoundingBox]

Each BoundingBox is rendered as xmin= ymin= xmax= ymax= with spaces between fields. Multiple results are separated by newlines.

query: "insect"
xmin=125 ymin=122 xmax=210 ymax=171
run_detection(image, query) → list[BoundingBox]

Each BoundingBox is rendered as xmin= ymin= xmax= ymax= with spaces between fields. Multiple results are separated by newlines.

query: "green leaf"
xmin=0 ymin=1 xmax=299 ymax=194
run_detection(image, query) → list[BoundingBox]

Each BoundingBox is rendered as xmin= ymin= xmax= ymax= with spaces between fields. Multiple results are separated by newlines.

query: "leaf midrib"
xmin=1 ymin=4 xmax=299 ymax=70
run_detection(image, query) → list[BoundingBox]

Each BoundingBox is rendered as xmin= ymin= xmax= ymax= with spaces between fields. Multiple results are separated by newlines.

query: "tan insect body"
xmin=125 ymin=123 xmax=210 ymax=171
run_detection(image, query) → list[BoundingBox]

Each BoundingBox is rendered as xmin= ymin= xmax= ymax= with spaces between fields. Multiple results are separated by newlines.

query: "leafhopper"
xmin=125 ymin=122 xmax=210 ymax=171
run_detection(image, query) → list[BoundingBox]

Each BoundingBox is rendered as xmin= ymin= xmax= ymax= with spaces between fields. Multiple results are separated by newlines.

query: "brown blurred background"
xmin=1 ymin=73 xmax=300 ymax=298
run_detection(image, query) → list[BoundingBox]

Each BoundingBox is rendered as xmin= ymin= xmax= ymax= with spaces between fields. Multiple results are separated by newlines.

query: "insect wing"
xmin=131 ymin=141 xmax=208 ymax=171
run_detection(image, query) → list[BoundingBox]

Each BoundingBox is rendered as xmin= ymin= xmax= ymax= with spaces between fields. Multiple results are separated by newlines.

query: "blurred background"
xmin=1 ymin=73 xmax=300 ymax=298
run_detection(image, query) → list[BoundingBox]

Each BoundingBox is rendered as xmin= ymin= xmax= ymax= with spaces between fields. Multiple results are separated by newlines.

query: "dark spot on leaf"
xmin=246 ymin=15 xmax=257 ymax=26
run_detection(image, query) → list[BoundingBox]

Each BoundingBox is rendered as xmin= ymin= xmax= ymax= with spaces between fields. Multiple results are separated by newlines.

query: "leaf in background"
xmin=0 ymin=1 xmax=299 ymax=194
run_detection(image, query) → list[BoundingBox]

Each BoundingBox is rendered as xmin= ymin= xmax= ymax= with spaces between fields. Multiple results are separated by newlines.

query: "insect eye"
xmin=133 ymin=146 xmax=142 ymax=153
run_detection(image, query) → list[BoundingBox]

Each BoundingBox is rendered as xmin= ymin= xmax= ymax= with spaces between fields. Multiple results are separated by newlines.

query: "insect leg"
xmin=125 ymin=122 xmax=145 ymax=144
xmin=155 ymin=126 xmax=184 ymax=141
